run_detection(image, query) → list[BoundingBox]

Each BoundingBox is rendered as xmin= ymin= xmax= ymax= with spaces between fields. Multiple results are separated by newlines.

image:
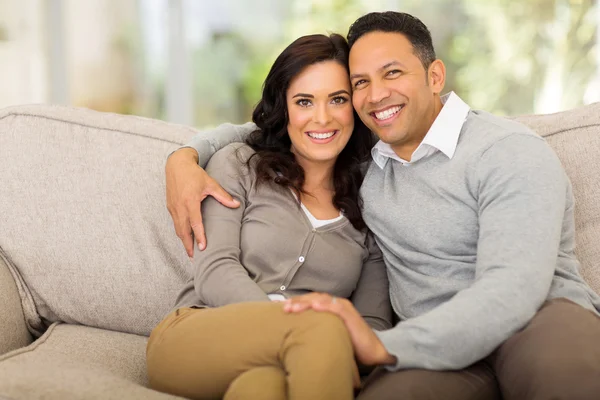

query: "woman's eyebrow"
xmin=329 ymin=90 xmax=350 ymax=97
xmin=292 ymin=89 xmax=350 ymax=98
xmin=292 ymin=93 xmax=313 ymax=98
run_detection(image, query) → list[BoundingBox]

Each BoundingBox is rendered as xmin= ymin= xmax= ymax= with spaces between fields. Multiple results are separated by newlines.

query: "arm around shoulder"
xmin=183 ymin=122 xmax=257 ymax=168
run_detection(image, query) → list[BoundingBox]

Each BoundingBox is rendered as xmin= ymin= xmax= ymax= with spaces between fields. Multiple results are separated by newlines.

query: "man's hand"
xmin=284 ymin=294 xmax=397 ymax=367
xmin=166 ymin=147 xmax=240 ymax=257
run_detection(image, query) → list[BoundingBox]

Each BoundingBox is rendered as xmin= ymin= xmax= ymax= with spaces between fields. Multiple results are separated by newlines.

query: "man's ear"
xmin=428 ymin=59 xmax=446 ymax=94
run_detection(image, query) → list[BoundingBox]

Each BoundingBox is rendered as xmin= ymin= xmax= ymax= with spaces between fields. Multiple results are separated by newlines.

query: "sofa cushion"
xmin=514 ymin=102 xmax=600 ymax=294
xmin=0 ymin=323 xmax=184 ymax=400
xmin=0 ymin=252 xmax=32 ymax=355
xmin=0 ymin=105 xmax=196 ymax=336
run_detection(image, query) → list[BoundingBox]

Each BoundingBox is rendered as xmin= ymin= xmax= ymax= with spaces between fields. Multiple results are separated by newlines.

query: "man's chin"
xmin=361 ymin=120 xmax=404 ymax=143
xmin=372 ymin=128 xmax=399 ymax=143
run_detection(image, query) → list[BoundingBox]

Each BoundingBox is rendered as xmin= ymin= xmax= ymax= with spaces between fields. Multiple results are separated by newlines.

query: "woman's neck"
xmin=294 ymin=155 xmax=336 ymax=194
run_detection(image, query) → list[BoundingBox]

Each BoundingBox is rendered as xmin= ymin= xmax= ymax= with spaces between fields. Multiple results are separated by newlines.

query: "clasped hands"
xmin=283 ymin=293 xmax=397 ymax=367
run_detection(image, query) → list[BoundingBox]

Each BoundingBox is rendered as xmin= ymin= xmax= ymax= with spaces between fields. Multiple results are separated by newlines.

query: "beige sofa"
xmin=0 ymin=103 xmax=599 ymax=399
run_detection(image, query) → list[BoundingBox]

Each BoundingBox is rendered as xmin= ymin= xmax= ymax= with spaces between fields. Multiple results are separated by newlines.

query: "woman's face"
xmin=286 ymin=61 xmax=354 ymax=166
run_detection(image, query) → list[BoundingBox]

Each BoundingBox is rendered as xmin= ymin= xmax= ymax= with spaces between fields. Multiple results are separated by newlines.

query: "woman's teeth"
xmin=374 ymin=105 xmax=403 ymax=120
xmin=308 ymin=131 xmax=336 ymax=139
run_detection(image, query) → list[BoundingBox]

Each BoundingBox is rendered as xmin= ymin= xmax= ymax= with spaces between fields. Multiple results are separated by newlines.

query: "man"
xmin=166 ymin=11 xmax=600 ymax=400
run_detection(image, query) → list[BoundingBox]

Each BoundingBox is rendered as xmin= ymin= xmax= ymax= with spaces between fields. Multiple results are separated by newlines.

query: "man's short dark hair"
xmin=347 ymin=11 xmax=436 ymax=71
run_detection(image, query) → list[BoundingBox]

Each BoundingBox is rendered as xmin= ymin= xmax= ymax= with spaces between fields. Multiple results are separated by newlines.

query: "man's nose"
xmin=367 ymin=80 xmax=391 ymax=105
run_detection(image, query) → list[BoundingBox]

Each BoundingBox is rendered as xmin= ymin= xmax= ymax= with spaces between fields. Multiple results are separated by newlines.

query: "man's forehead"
xmin=349 ymin=40 xmax=417 ymax=73
xmin=350 ymin=33 xmax=413 ymax=58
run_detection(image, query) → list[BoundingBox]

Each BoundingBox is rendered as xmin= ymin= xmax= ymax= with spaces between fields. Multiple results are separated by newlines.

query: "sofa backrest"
xmin=0 ymin=103 xmax=598 ymax=337
xmin=0 ymin=105 xmax=196 ymax=336
xmin=513 ymin=102 xmax=600 ymax=294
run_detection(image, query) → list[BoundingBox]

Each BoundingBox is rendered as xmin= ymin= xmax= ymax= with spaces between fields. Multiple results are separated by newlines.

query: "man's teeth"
xmin=374 ymin=106 xmax=403 ymax=120
xmin=308 ymin=131 xmax=336 ymax=139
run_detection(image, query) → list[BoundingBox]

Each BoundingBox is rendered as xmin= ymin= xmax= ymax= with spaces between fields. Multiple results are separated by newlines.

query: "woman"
xmin=146 ymin=33 xmax=391 ymax=400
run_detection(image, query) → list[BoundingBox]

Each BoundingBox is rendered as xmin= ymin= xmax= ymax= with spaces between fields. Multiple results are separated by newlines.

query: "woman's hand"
xmin=284 ymin=293 xmax=397 ymax=367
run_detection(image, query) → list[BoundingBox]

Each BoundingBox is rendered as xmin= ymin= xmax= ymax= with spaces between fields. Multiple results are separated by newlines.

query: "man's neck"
xmin=391 ymin=95 xmax=444 ymax=161
xmin=391 ymin=141 xmax=422 ymax=162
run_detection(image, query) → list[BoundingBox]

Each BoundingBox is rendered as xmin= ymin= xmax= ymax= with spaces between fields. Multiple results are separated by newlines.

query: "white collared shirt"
xmin=371 ymin=92 xmax=470 ymax=168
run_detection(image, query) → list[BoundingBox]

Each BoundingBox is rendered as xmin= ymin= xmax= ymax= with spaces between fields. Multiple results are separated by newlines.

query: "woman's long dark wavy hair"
xmin=246 ymin=33 xmax=374 ymax=231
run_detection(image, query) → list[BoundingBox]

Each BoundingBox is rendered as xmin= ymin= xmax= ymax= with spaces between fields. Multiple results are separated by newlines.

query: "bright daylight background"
xmin=0 ymin=0 xmax=598 ymax=128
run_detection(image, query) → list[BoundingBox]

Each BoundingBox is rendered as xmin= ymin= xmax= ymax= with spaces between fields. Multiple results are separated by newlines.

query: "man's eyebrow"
xmin=329 ymin=90 xmax=350 ymax=97
xmin=379 ymin=60 xmax=406 ymax=71
xmin=292 ymin=93 xmax=314 ymax=98
xmin=350 ymin=60 xmax=407 ymax=80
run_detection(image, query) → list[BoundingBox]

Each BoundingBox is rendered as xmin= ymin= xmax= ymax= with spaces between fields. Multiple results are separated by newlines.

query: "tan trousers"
xmin=146 ymin=302 xmax=358 ymax=400
xmin=357 ymin=298 xmax=600 ymax=400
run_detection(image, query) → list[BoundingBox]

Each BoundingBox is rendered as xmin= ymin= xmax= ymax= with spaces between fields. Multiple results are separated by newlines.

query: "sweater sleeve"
xmin=375 ymin=133 xmax=567 ymax=370
xmin=193 ymin=144 xmax=270 ymax=307
xmin=351 ymin=232 xmax=393 ymax=331
xmin=181 ymin=122 xmax=257 ymax=168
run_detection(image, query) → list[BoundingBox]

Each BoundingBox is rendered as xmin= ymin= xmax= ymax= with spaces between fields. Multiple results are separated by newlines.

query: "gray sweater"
xmin=362 ymin=110 xmax=600 ymax=370
xmin=174 ymin=143 xmax=392 ymax=332
xmin=183 ymin=111 xmax=600 ymax=371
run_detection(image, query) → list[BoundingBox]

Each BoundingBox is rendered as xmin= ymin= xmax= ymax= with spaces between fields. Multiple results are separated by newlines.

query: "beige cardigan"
xmin=174 ymin=143 xmax=392 ymax=331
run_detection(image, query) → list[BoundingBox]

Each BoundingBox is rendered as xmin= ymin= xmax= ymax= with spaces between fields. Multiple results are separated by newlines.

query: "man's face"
xmin=349 ymin=31 xmax=443 ymax=157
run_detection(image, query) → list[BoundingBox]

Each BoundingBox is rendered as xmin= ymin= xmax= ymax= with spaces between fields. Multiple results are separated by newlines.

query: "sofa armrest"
xmin=0 ymin=254 xmax=32 ymax=355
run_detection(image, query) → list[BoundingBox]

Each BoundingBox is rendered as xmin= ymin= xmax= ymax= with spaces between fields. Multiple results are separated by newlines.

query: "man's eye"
xmin=386 ymin=69 xmax=401 ymax=77
xmin=331 ymin=96 xmax=348 ymax=104
xmin=353 ymin=79 xmax=366 ymax=88
xmin=296 ymin=99 xmax=311 ymax=107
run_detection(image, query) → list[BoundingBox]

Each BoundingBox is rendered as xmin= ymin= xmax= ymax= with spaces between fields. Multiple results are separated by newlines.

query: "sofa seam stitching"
xmin=0 ymin=112 xmax=193 ymax=145
xmin=0 ymin=322 xmax=60 ymax=363
xmin=540 ymin=123 xmax=600 ymax=138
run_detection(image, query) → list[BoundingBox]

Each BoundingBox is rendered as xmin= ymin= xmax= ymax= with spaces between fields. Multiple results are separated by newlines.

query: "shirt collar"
xmin=371 ymin=92 xmax=471 ymax=169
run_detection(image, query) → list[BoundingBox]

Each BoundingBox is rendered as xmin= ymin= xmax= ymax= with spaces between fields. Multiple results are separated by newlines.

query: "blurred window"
xmin=0 ymin=0 xmax=598 ymax=126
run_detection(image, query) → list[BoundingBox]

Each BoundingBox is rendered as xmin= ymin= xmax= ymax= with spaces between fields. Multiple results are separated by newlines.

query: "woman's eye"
xmin=296 ymin=99 xmax=311 ymax=107
xmin=331 ymin=96 xmax=348 ymax=105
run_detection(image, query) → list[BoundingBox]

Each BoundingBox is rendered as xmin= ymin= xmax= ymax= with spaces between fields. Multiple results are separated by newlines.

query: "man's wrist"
xmin=375 ymin=338 xmax=397 ymax=366
xmin=169 ymin=146 xmax=199 ymax=164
